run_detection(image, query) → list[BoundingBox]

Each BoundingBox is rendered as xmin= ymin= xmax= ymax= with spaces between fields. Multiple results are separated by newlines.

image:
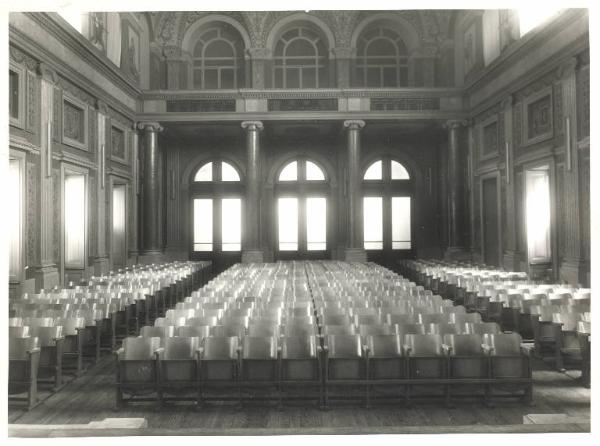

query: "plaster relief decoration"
xmin=481 ymin=118 xmax=499 ymax=159
xmin=127 ymin=23 xmax=140 ymax=79
xmin=524 ymin=87 xmax=553 ymax=145
xmin=110 ymin=124 xmax=127 ymax=163
xmin=463 ymin=22 xmax=477 ymax=74
xmin=89 ymin=12 xmax=107 ymax=53
xmin=62 ymin=95 xmax=88 ymax=151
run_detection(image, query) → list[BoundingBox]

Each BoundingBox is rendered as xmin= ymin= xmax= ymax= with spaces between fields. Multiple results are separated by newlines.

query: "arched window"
xmin=192 ymin=24 xmax=245 ymax=89
xmin=363 ymin=157 xmax=413 ymax=251
xmin=275 ymin=158 xmax=328 ymax=257
xmin=273 ymin=26 xmax=329 ymax=88
xmin=191 ymin=161 xmax=243 ymax=256
xmin=356 ymin=27 xmax=409 ymax=87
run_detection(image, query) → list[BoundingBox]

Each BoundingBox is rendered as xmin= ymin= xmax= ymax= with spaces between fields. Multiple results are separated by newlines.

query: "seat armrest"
xmin=155 ymin=347 xmax=165 ymax=359
xmin=115 ymin=347 xmax=125 ymax=358
xmin=481 ymin=344 xmax=492 ymax=355
xmin=520 ymin=344 xmax=534 ymax=357
xmin=403 ymin=345 xmax=412 ymax=356
xmin=441 ymin=344 xmax=452 ymax=355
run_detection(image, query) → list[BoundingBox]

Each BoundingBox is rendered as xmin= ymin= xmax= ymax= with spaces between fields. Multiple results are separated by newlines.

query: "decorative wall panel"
xmin=166 ymin=99 xmax=236 ymax=112
xmin=370 ymin=97 xmax=440 ymax=111
xmin=27 ymin=161 xmax=38 ymax=265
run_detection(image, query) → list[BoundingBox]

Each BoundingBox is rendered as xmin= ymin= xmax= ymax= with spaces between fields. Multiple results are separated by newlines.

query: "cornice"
xmin=52 ymin=150 xmax=98 ymax=170
xmin=139 ymin=110 xmax=469 ymax=122
xmin=10 ymin=17 xmax=138 ymax=121
xmin=142 ymin=88 xmax=465 ymax=101
xmin=9 ymin=135 xmax=40 ymax=154
xmin=107 ymin=166 xmax=134 ymax=180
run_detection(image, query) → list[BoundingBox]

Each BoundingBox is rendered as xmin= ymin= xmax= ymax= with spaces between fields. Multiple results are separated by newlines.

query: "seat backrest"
xmin=281 ymin=336 xmax=317 ymax=359
xmin=9 ymin=326 xmax=30 ymax=338
xmin=201 ymin=308 xmax=224 ymax=319
xmin=9 ymin=336 xmax=40 ymax=360
xmin=186 ymin=316 xmax=219 ymax=327
xmin=404 ymin=334 xmax=444 ymax=356
xmin=163 ymin=336 xmax=201 ymax=360
xmin=444 ymin=334 xmax=484 ymax=356
xmin=248 ymin=323 xmax=280 ymax=337
xmin=140 ymin=325 xmax=176 ymax=338
xmin=419 ymin=313 xmax=449 ymax=325
xmin=365 ymin=334 xmax=402 ymax=358
xmin=8 ymin=317 xmax=23 ymax=327
xmin=23 ymin=317 xmax=55 ymax=327
xmin=122 ymin=336 xmax=161 ymax=360
xmin=241 ymin=336 xmax=278 ymax=360
xmin=29 ymin=326 xmax=63 ymax=346
xmin=287 ymin=306 xmax=313 ymax=318
xmin=326 ymin=334 xmax=362 ymax=359
xmin=386 ymin=314 xmax=416 ymax=325
xmin=552 ymin=312 xmax=579 ymax=331
xmin=177 ymin=325 xmax=211 ymax=339
xmin=322 ymin=324 xmax=356 ymax=335
xmin=54 ymin=317 xmax=86 ymax=335
xmin=354 ymin=314 xmax=382 ymax=325
xmin=282 ymin=323 xmax=316 ymax=337
xmin=451 ymin=313 xmax=482 ymax=324
xmin=577 ymin=321 xmax=591 ymax=335
xmin=483 ymin=332 xmax=522 ymax=356
xmin=321 ymin=314 xmax=352 ymax=326
xmin=201 ymin=336 xmax=239 ymax=360
xmin=219 ymin=316 xmax=249 ymax=329
xmin=358 ymin=324 xmax=393 ymax=337
xmin=434 ymin=323 xmax=463 ymax=336
xmin=395 ymin=323 xmax=426 ymax=336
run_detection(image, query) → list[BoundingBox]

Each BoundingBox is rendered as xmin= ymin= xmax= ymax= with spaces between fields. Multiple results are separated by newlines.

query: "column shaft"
xmin=139 ymin=122 xmax=164 ymax=254
xmin=241 ymin=121 xmax=264 ymax=263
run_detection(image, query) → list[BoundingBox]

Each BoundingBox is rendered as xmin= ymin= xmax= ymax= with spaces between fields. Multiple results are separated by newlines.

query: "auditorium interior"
xmin=5 ymin=6 xmax=594 ymax=438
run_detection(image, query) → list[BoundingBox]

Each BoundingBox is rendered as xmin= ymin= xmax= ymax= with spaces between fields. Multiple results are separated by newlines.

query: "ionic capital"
xmin=343 ymin=120 xmax=366 ymax=131
xmin=241 ymin=121 xmax=264 ymax=131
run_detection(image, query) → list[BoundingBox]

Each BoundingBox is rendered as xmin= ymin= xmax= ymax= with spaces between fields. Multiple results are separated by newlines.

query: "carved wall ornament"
xmin=27 ymin=161 xmax=38 ymax=266
xmin=557 ymin=56 xmax=578 ymax=80
xmin=9 ymin=45 xmax=39 ymax=71
xmin=62 ymin=94 xmax=89 ymax=151
xmin=522 ymin=87 xmax=554 ymax=146
xmin=26 ymin=71 xmax=38 ymax=132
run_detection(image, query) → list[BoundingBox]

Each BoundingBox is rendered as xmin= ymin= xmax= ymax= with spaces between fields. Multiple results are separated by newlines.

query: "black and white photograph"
xmin=2 ymin=0 xmax=596 ymax=441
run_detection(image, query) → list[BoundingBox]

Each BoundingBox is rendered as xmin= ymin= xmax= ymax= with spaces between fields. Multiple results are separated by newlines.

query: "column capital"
xmin=557 ymin=56 xmax=578 ymax=80
xmin=137 ymin=121 xmax=164 ymax=132
xmin=246 ymin=47 xmax=271 ymax=60
xmin=343 ymin=120 xmax=366 ymax=130
xmin=37 ymin=62 xmax=58 ymax=84
xmin=444 ymin=119 xmax=468 ymax=130
xmin=501 ymin=94 xmax=514 ymax=111
xmin=241 ymin=121 xmax=264 ymax=131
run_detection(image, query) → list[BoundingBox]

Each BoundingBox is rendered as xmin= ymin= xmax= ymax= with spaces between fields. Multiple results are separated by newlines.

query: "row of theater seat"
xmin=8 ymin=261 xmax=211 ymax=410
xmin=399 ymin=259 xmax=591 ymax=386
xmin=115 ymin=261 xmax=533 ymax=408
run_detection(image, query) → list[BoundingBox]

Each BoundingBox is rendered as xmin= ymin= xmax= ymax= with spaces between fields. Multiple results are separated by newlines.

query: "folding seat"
xmin=358 ymin=324 xmax=394 ymax=339
xmin=10 ymin=326 xmax=30 ymax=338
xmin=9 ymin=317 xmax=24 ymax=327
xmin=286 ymin=306 xmax=313 ymax=318
xmin=531 ymin=306 xmax=562 ymax=359
xmin=200 ymin=308 xmax=225 ymax=319
xmin=396 ymin=323 xmax=427 ymax=337
xmin=483 ymin=332 xmax=533 ymax=404
xmin=450 ymin=313 xmax=482 ymax=325
xmin=443 ymin=334 xmax=489 ymax=405
xmin=9 ymin=337 xmax=40 ymax=410
xmin=551 ymin=312 xmax=582 ymax=370
xmin=238 ymin=336 xmax=279 ymax=404
xmin=198 ymin=336 xmax=240 ymax=404
xmin=364 ymin=334 xmax=406 ymax=406
xmin=577 ymin=321 xmax=590 ymax=387
xmin=247 ymin=322 xmax=280 ymax=337
xmin=282 ymin=322 xmax=317 ymax=337
xmin=165 ymin=309 xmax=197 ymax=321
xmin=156 ymin=336 xmax=201 ymax=406
xmin=186 ymin=316 xmax=219 ymax=327
xmin=403 ymin=334 xmax=447 ymax=403
xmin=115 ymin=336 xmax=161 ymax=409
xmin=549 ymin=293 xmax=573 ymax=306
xmin=419 ymin=313 xmax=450 ymax=325
xmin=322 ymin=334 xmax=366 ymax=407
xmin=440 ymin=305 xmax=466 ymax=315
xmin=321 ymin=324 xmax=357 ymax=336
xmin=467 ymin=322 xmax=502 ymax=335
xmin=140 ymin=325 xmax=176 ymax=344
xmin=279 ymin=336 xmax=322 ymax=406
xmin=23 ymin=317 xmax=55 ymax=328
xmin=29 ymin=325 xmax=64 ymax=389
xmin=55 ymin=317 xmax=86 ymax=374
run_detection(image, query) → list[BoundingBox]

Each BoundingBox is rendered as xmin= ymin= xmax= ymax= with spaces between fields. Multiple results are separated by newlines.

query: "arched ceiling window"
xmin=356 ymin=26 xmax=408 ymax=87
xmin=273 ymin=26 xmax=329 ymax=88
xmin=194 ymin=161 xmax=241 ymax=182
xmin=192 ymin=23 xmax=245 ymax=89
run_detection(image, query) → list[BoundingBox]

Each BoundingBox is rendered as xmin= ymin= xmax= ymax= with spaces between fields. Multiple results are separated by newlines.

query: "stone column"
xmin=93 ymin=100 xmax=109 ymax=276
xmin=343 ymin=120 xmax=367 ymax=262
xmin=30 ymin=63 xmax=59 ymax=291
xmin=558 ymin=58 xmax=586 ymax=285
xmin=444 ymin=119 xmax=469 ymax=260
xmin=501 ymin=95 xmax=520 ymax=271
xmin=333 ymin=47 xmax=354 ymax=88
xmin=138 ymin=122 xmax=164 ymax=258
xmin=241 ymin=121 xmax=264 ymax=263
